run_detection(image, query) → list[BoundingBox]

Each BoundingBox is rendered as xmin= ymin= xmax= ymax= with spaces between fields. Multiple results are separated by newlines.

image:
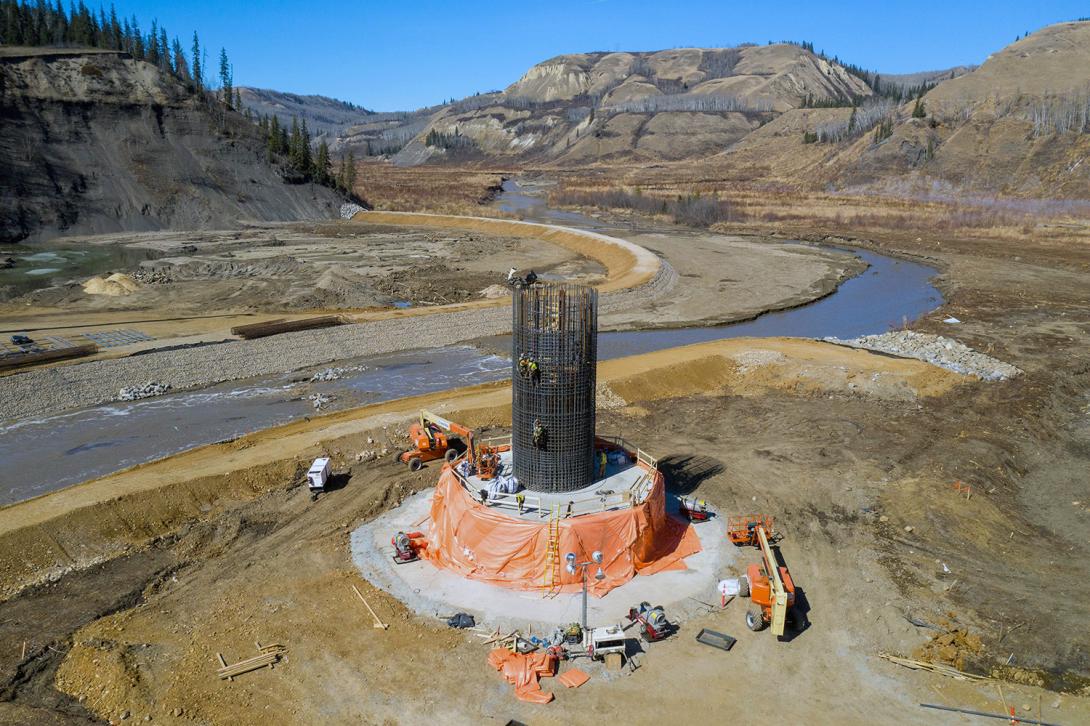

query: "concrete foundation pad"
xmin=350 ymin=488 xmax=735 ymax=632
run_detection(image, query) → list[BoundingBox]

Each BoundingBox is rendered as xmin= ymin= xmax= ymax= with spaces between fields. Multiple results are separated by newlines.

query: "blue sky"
xmin=125 ymin=1 xmax=1086 ymax=111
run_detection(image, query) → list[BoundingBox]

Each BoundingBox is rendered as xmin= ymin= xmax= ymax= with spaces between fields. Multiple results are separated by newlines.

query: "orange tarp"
xmin=557 ymin=668 xmax=590 ymax=688
xmin=424 ymin=466 xmax=701 ymax=596
xmin=488 ymin=648 xmax=557 ymax=704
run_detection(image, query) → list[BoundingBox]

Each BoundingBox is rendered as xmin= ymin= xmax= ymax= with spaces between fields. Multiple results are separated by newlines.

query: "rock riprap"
xmin=824 ymin=331 xmax=1021 ymax=381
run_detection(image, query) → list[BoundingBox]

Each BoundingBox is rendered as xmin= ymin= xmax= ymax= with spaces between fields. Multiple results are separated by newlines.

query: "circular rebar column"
xmin=512 ymin=283 xmax=597 ymax=493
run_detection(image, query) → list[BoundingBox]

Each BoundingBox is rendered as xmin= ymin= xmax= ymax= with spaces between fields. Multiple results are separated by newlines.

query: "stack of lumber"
xmin=878 ymin=652 xmax=988 ymax=681
xmin=217 ymin=643 xmax=287 ymax=680
xmin=0 ymin=344 xmax=97 ymax=371
xmin=231 ymin=316 xmax=344 ymax=340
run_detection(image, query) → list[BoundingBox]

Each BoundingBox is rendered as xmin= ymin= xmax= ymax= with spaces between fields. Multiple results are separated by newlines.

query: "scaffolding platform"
xmin=455 ymin=449 xmax=655 ymax=521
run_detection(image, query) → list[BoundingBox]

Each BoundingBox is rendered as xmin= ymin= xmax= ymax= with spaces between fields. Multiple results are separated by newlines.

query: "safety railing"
xmin=481 ymin=434 xmax=512 ymax=449
xmin=597 ymin=434 xmax=659 ymax=472
xmin=452 ymin=440 xmax=659 ymax=518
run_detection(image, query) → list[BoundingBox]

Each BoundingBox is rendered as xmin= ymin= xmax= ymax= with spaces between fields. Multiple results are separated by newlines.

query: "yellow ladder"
xmin=542 ymin=505 xmax=561 ymax=598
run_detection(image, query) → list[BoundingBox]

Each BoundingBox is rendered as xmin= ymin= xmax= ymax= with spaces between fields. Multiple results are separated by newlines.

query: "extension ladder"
xmin=542 ymin=504 xmax=562 ymax=598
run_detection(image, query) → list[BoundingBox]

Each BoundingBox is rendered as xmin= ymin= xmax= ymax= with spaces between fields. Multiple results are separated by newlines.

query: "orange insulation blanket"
xmin=424 ymin=466 xmax=700 ymax=596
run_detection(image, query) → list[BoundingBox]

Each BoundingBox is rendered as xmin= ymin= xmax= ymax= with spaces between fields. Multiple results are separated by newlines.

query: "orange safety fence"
xmin=488 ymin=648 xmax=557 ymax=704
xmin=424 ymin=466 xmax=701 ymax=597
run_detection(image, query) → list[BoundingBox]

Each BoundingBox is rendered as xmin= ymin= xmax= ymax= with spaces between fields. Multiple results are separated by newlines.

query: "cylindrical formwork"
xmin=512 ymin=283 xmax=597 ymax=492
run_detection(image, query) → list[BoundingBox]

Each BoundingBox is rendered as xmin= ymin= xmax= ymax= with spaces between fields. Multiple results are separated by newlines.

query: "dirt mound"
xmin=82 ymin=272 xmax=139 ymax=296
xmin=914 ymin=621 xmax=984 ymax=671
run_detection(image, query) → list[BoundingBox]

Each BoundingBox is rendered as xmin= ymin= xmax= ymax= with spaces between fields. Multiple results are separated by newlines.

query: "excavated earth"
xmin=0 ymin=209 xmax=1088 ymax=724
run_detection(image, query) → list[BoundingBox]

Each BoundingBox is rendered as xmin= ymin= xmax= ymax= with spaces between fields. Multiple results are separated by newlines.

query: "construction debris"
xmin=878 ymin=652 xmax=988 ymax=681
xmin=216 ymin=643 xmax=287 ymax=681
xmin=912 ymin=624 xmax=983 ymax=670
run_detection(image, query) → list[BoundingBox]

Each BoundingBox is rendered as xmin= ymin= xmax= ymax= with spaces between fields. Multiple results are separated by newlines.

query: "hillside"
xmin=237 ymin=87 xmax=374 ymax=141
xmin=362 ymin=24 xmax=1089 ymax=200
xmin=392 ymin=43 xmax=872 ymax=165
xmin=0 ymin=47 xmax=345 ymax=244
xmin=749 ymin=22 xmax=1090 ymax=198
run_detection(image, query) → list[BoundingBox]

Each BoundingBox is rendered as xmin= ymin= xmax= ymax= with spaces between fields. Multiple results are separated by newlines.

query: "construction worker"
xmin=517 ymin=353 xmax=529 ymax=378
xmin=532 ymin=419 xmax=546 ymax=449
xmin=598 ymin=450 xmax=608 ymax=478
xmin=516 ymin=492 xmax=525 ymax=514
xmin=527 ymin=357 xmax=540 ymax=383
xmin=566 ymin=500 xmax=574 ymax=518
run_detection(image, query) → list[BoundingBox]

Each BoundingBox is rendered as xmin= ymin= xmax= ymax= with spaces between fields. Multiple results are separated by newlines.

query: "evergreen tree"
xmin=344 ymin=150 xmax=357 ymax=192
xmin=158 ymin=26 xmax=169 ymax=71
xmin=315 ymin=140 xmax=331 ymax=185
xmin=191 ymin=32 xmax=202 ymax=91
xmin=108 ymin=4 xmax=120 ymax=49
xmin=218 ymin=47 xmax=231 ymax=107
xmin=267 ymin=115 xmax=282 ymax=155
xmin=146 ymin=19 xmax=158 ymax=65
xmin=130 ymin=15 xmax=143 ymax=59
xmin=234 ymin=87 xmax=242 ymax=113
xmin=171 ymin=37 xmax=188 ymax=79
xmin=299 ymin=118 xmax=312 ymax=173
xmin=912 ymin=96 xmax=927 ymax=119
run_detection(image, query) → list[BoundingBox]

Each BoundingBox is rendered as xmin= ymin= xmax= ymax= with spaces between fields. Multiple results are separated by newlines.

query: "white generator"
xmin=585 ymin=624 xmax=627 ymax=660
xmin=307 ymin=457 xmax=331 ymax=496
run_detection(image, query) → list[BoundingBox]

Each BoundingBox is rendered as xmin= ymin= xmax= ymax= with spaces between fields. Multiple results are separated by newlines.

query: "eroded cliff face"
xmin=394 ymin=43 xmax=874 ymax=166
xmin=0 ymin=48 xmax=343 ymax=243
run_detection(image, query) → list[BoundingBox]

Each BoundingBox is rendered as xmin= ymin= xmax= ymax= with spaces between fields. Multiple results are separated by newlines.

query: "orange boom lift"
xmin=396 ymin=410 xmax=503 ymax=479
xmin=728 ymin=515 xmax=797 ymax=637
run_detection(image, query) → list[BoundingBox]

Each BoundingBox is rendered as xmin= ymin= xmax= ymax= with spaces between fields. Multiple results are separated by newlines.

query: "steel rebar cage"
xmin=511 ymin=283 xmax=598 ymax=492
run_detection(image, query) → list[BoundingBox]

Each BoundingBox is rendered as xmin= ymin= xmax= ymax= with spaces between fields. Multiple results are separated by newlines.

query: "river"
xmin=0 ymin=182 xmax=941 ymax=504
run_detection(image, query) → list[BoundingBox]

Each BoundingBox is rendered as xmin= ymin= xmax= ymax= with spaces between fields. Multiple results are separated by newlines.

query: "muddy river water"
xmin=0 ymin=182 xmax=942 ymax=504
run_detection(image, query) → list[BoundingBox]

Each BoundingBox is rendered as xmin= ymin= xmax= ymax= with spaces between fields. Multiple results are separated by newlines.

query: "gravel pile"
xmin=340 ymin=202 xmax=365 ymax=219
xmin=825 ymin=331 xmax=1022 ymax=381
xmin=310 ymin=365 xmax=365 ymax=382
xmin=117 ymin=381 xmax=172 ymax=400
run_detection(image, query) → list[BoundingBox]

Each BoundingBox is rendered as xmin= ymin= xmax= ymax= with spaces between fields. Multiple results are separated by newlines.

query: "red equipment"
xmin=679 ymin=496 xmax=711 ymax=522
xmin=392 ymin=530 xmax=426 ymax=564
xmin=626 ymin=601 xmax=673 ymax=642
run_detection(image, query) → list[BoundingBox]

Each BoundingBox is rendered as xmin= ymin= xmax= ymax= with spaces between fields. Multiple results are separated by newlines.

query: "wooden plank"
xmin=216 ymin=652 xmax=232 ymax=682
xmin=351 ymin=585 xmax=388 ymax=630
xmin=605 ymin=652 xmax=623 ymax=671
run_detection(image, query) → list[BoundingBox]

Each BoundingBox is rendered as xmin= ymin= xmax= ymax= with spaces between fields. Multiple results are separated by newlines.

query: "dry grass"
xmin=352 ymin=161 xmax=506 ymax=215
xmin=346 ymin=159 xmax=1088 ymax=270
xmin=548 ymin=167 xmax=1090 ymax=269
